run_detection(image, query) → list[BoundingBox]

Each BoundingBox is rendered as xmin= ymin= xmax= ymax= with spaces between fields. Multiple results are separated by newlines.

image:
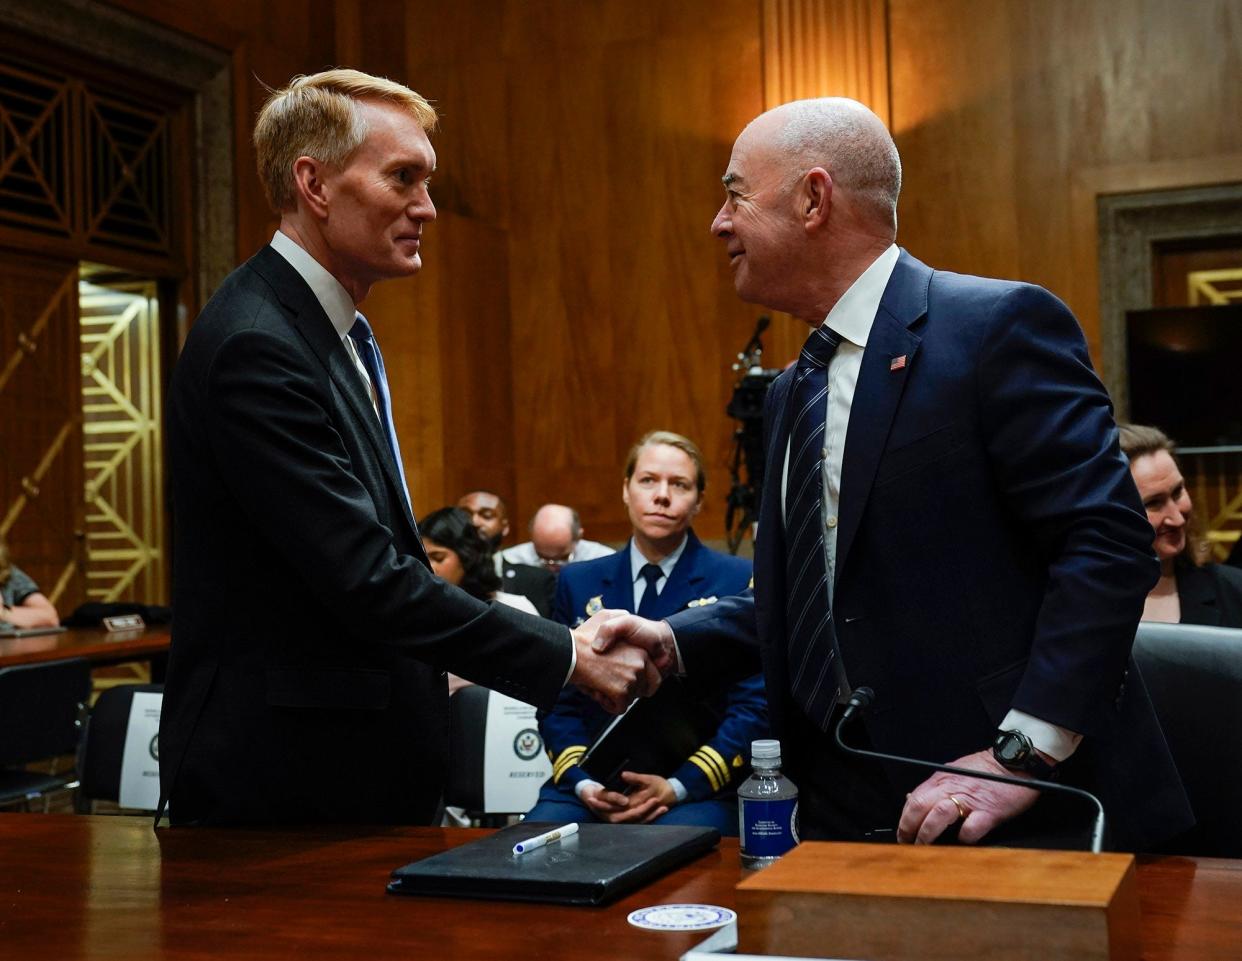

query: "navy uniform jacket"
xmin=542 ymin=530 xmax=765 ymax=802
xmin=666 ymin=250 xmax=1193 ymax=850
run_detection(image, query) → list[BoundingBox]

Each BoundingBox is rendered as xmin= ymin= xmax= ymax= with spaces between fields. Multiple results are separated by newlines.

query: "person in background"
xmin=1119 ymin=423 xmax=1242 ymax=626
xmin=502 ymin=504 xmax=615 ymax=573
xmin=0 ymin=536 xmax=59 ymax=629
xmin=420 ymin=507 xmax=541 ymax=695
xmin=457 ymin=490 xmax=556 ymax=617
xmin=528 ymin=431 xmax=765 ymax=834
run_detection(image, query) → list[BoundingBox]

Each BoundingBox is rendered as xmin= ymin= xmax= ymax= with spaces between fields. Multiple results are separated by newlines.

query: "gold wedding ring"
xmin=949 ymin=794 xmax=968 ymax=821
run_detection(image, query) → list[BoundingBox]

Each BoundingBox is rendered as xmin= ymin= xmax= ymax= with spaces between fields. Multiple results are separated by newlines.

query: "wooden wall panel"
xmin=86 ymin=0 xmax=1242 ymax=550
xmin=400 ymin=0 xmax=767 ymax=541
xmin=888 ymin=0 xmax=1242 ymax=369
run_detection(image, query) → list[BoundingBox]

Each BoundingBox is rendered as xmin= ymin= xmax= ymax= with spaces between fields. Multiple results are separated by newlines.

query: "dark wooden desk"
xmin=0 ymin=814 xmax=1239 ymax=960
xmin=0 ymin=625 xmax=170 ymax=669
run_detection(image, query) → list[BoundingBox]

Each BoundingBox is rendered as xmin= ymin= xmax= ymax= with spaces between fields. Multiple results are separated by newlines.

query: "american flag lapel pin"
xmin=890 ymin=354 xmax=907 ymax=372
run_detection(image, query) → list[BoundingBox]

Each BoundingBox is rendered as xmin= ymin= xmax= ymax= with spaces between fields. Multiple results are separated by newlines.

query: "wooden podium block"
xmin=735 ymin=842 xmax=1139 ymax=961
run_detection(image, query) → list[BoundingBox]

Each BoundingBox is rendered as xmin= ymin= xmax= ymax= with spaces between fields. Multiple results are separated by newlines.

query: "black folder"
xmin=387 ymin=821 xmax=720 ymax=906
xmin=578 ymin=678 xmax=719 ymax=792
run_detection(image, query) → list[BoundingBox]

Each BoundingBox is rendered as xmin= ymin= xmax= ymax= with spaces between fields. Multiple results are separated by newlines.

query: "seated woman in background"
xmin=1119 ymin=423 xmax=1242 ymax=626
xmin=0 ymin=535 xmax=59 ymax=629
xmin=419 ymin=507 xmax=540 ymax=695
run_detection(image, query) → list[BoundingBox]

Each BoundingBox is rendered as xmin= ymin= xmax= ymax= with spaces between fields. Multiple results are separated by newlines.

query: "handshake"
xmin=567 ymin=610 xmax=677 ymax=713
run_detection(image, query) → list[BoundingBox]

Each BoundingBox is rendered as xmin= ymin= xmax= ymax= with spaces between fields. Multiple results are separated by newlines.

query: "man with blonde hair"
xmin=160 ymin=70 xmax=654 ymax=826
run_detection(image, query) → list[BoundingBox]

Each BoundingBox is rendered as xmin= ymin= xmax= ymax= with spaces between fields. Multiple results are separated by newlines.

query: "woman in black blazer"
xmin=1119 ymin=423 xmax=1242 ymax=627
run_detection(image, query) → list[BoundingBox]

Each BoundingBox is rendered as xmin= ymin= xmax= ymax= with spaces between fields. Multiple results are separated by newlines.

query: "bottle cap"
xmin=751 ymin=739 xmax=782 ymax=762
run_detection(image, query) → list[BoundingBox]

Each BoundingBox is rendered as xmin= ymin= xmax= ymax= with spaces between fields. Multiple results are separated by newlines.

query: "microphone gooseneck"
xmin=834 ymin=686 xmax=1106 ymax=854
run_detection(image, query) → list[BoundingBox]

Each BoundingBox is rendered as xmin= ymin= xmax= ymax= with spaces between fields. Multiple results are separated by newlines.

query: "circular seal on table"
xmin=626 ymin=904 xmax=736 ymax=932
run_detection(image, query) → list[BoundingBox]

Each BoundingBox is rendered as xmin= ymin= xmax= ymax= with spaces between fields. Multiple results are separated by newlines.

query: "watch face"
xmin=994 ymin=732 xmax=1028 ymax=766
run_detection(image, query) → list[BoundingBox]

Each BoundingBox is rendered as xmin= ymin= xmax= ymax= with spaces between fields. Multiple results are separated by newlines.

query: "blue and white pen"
xmin=512 ymin=822 xmax=579 ymax=856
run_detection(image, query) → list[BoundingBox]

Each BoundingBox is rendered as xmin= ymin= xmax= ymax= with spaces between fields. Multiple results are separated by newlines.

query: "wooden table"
xmin=0 ymin=814 xmax=1239 ymax=960
xmin=0 ymin=625 xmax=170 ymax=669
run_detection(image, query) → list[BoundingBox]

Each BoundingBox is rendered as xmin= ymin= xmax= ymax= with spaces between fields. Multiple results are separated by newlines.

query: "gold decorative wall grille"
xmin=1187 ymin=268 xmax=1242 ymax=305
xmin=79 ymin=274 xmax=165 ymax=603
xmin=0 ymin=54 xmax=173 ymax=257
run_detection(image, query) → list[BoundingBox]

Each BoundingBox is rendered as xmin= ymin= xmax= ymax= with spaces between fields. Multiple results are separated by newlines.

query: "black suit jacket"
xmin=669 ymin=251 xmax=1192 ymax=850
xmin=160 ymin=246 xmax=570 ymax=826
xmin=1176 ymin=560 xmax=1242 ymax=628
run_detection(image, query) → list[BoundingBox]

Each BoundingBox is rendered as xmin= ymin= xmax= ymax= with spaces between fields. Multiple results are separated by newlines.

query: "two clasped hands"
xmin=567 ymin=609 xmax=1041 ymax=843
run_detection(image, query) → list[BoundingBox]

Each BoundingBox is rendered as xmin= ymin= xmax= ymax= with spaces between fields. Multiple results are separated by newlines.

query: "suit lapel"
xmin=834 ymin=251 xmax=929 ymax=580
xmin=249 ymin=248 xmax=422 ymax=543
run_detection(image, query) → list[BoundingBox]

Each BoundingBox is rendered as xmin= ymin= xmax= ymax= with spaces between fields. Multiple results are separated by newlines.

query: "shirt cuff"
xmin=574 ymin=778 xmax=603 ymax=801
xmin=563 ymin=626 xmax=577 ymax=687
xmin=1001 ymin=709 xmax=1082 ymax=762
xmin=667 ymin=777 xmax=688 ymax=803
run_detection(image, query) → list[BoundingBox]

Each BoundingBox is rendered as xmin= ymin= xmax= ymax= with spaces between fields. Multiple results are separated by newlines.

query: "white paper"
xmin=118 ymin=691 xmax=163 ymax=810
xmin=482 ymin=692 xmax=552 ymax=813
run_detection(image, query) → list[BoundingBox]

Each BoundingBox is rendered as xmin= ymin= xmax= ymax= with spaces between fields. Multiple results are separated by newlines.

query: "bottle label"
xmin=739 ymin=797 xmax=799 ymax=858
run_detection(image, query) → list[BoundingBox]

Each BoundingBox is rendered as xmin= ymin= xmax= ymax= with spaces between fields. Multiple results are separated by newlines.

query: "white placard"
xmin=482 ymin=692 xmax=552 ymax=813
xmin=118 ymin=691 xmax=163 ymax=810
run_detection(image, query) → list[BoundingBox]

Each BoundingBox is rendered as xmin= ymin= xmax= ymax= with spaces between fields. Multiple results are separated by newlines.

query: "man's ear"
xmin=292 ymin=156 xmax=331 ymax=219
xmin=802 ymin=167 xmax=833 ymax=231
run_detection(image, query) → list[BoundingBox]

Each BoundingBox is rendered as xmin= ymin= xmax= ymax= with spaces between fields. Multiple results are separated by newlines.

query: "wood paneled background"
xmin=92 ymin=0 xmax=1242 ymax=543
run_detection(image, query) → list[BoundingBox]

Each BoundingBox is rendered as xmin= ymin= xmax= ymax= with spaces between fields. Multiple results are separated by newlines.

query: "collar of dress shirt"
xmin=820 ymin=243 xmax=900 ymax=346
xmin=629 ymin=533 xmax=689 ymax=584
xmin=269 ymin=230 xmax=359 ymax=339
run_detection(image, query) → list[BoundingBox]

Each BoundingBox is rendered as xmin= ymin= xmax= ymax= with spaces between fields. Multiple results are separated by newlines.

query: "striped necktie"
xmin=785 ymin=324 xmax=844 ymax=731
xmin=349 ymin=314 xmax=411 ymax=511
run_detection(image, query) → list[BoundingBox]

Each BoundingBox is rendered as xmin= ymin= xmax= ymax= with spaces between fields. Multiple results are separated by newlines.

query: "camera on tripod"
xmin=725 ymin=316 xmax=782 ymax=553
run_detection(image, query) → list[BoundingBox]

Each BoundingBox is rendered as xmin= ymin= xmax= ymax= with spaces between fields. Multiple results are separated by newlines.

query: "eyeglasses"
xmin=536 ymin=553 xmax=572 ymax=572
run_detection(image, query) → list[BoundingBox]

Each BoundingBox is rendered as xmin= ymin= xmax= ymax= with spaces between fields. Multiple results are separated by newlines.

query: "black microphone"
xmin=835 ymin=687 xmax=1107 ymax=853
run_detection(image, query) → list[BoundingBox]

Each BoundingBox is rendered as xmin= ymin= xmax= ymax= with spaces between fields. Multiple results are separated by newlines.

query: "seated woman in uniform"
xmin=1119 ymin=423 xmax=1242 ymax=626
xmin=0 ymin=535 xmax=59 ymax=629
xmin=526 ymin=430 xmax=767 ymax=834
xmin=420 ymin=507 xmax=541 ymax=695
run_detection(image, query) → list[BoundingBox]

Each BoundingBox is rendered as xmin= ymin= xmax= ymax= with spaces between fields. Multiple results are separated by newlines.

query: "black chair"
xmin=445 ymin=685 xmax=551 ymax=827
xmin=0 ymin=658 xmax=91 ymax=810
xmin=76 ymin=683 xmax=163 ymax=812
xmin=1132 ymin=621 xmax=1242 ymax=857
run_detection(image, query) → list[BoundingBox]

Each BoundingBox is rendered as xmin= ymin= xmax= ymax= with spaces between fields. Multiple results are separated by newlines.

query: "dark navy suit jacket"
xmin=668 ymin=250 xmax=1192 ymax=850
xmin=541 ymin=531 xmax=765 ymax=801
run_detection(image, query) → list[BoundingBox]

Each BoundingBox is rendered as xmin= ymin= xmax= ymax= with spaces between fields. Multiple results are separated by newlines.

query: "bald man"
xmin=502 ymin=504 xmax=614 ymax=574
xmin=598 ymin=98 xmax=1191 ymax=852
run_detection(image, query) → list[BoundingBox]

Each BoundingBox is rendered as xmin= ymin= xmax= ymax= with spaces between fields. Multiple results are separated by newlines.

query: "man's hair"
xmin=1117 ymin=422 xmax=1175 ymax=462
xmin=254 ymin=68 xmax=437 ymax=213
xmin=530 ymin=505 xmax=582 ymax=540
xmin=624 ymin=430 xmax=706 ymax=496
xmin=418 ymin=507 xmax=502 ymax=600
xmin=774 ymin=97 xmax=902 ymax=230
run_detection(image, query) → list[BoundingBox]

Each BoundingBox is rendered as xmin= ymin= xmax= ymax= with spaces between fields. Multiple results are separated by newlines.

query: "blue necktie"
xmin=636 ymin=563 xmax=664 ymax=619
xmin=349 ymin=314 xmax=411 ymax=510
xmin=785 ymin=324 xmax=844 ymax=731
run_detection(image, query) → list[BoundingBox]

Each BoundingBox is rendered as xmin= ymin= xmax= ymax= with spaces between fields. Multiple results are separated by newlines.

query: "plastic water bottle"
xmin=738 ymin=738 xmax=799 ymax=869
